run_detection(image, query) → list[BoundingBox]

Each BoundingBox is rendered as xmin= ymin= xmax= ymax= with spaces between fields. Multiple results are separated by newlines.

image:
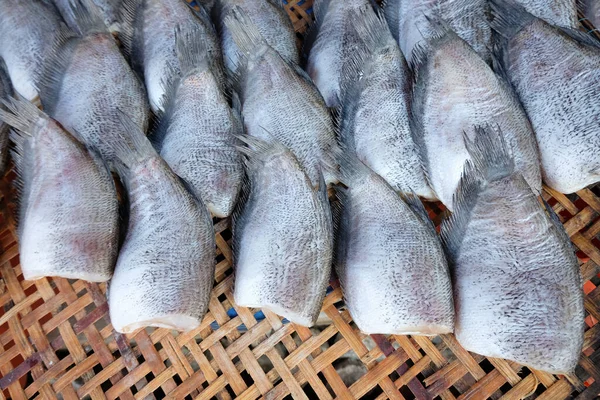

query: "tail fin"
xmin=464 ymin=125 xmax=514 ymax=183
xmin=68 ymin=0 xmax=109 ymax=36
xmin=0 ymin=97 xmax=45 ymax=134
xmin=105 ymin=110 xmax=157 ymax=170
xmin=175 ymin=25 xmax=211 ymax=78
xmin=224 ymin=6 xmax=270 ymax=60
xmin=489 ymin=0 xmax=536 ymax=40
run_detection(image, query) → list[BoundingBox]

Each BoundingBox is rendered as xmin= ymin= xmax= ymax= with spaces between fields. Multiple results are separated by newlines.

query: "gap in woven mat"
xmin=239 ymin=369 xmax=254 ymax=387
xmin=360 ymin=384 xmax=384 ymax=399
xmin=257 ymin=353 xmax=274 ymax=373
xmin=152 ymin=385 xmax=167 ymax=399
xmin=478 ymin=358 xmax=495 ymax=374
xmin=224 ymin=383 xmax=236 ymax=398
xmin=173 ymin=373 xmax=184 ymax=386
xmin=448 ymin=383 xmax=462 ymax=398
xmin=316 ymin=371 xmax=337 ymax=398
xmin=302 ymin=382 xmax=318 ymax=398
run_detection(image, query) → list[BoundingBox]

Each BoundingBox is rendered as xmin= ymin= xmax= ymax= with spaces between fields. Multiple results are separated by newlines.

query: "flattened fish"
xmin=214 ymin=0 xmax=298 ymax=75
xmin=412 ymin=25 xmax=541 ymax=210
xmin=442 ymin=125 xmax=584 ymax=374
xmin=225 ymin=8 xmax=339 ymax=186
xmin=38 ymin=1 xmax=149 ymax=164
xmin=0 ymin=98 xmax=118 ymax=282
xmin=340 ymin=8 xmax=433 ymax=199
xmin=334 ymin=154 xmax=454 ymax=335
xmin=491 ymin=0 xmax=600 ymax=193
xmin=0 ymin=0 xmax=63 ymax=100
xmin=107 ymin=112 xmax=215 ymax=333
xmin=233 ymin=136 xmax=333 ymax=327
xmin=154 ymin=26 xmax=242 ymax=218
xmin=0 ymin=59 xmax=13 ymax=174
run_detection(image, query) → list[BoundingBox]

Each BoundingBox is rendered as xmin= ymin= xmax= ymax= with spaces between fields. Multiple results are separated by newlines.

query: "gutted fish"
xmin=154 ymin=27 xmax=242 ymax=218
xmin=384 ymin=0 xmax=491 ymax=64
xmin=225 ymin=7 xmax=339 ymax=186
xmin=121 ymin=0 xmax=224 ymax=112
xmin=340 ymin=8 xmax=433 ymax=199
xmin=0 ymin=98 xmax=118 ymax=282
xmin=53 ymin=0 xmax=123 ymax=32
xmin=412 ymin=26 xmax=541 ymax=210
xmin=213 ymin=0 xmax=298 ymax=75
xmin=442 ymin=125 xmax=584 ymax=374
xmin=514 ymin=0 xmax=578 ymax=27
xmin=0 ymin=0 xmax=63 ymax=100
xmin=233 ymin=136 xmax=333 ymax=327
xmin=491 ymin=0 xmax=600 ymax=193
xmin=334 ymin=154 xmax=454 ymax=335
xmin=0 ymin=59 xmax=12 ymax=174
xmin=107 ymin=112 xmax=215 ymax=333
xmin=305 ymin=0 xmax=376 ymax=107
xmin=38 ymin=1 xmax=149 ymax=164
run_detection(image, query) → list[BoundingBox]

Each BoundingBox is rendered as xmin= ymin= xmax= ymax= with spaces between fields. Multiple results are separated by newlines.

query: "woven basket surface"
xmin=2 ymin=1 xmax=600 ymax=399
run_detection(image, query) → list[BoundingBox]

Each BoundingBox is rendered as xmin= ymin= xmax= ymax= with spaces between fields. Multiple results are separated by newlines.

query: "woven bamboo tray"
xmin=2 ymin=1 xmax=600 ymax=399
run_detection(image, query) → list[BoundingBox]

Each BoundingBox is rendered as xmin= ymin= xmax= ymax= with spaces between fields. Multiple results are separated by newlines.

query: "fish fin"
xmin=489 ymin=0 xmax=536 ymax=40
xmin=231 ymin=171 xmax=251 ymax=267
xmin=9 ymin=128 xmax=32 ymax=238
xmin=0 ymin=59 xmax=13 ymax=99
xmin=409 ymin=17 xmax=454 ymax=70
xmin=224 ymin=6 xmax=269 ymax=60
xmin=231 ymin=91 xmax=244 ymax=135
xmin=382 ymin=0 xmax=401 ymax=41
xmin=463 ymin=125 xmax=514 ymax=183
xmin=557 ymin=26 xmax=600 ymax=49
xmin=189 ymin=1 xmax=215 ymax=27
xmin=400 ymin=191 xmax=435 ymax=230
xmin=542 ymin=198 xmax=575 ymax=249
xmin=301 ymin=0 xmax=331 ymax=63
xmin=67 ymin=0 xmax=109 ymax=35
xmin=119 ymin=0 xmax=145 ymax=76
xmin=0 ymin=97 xmax=45 ymax=134
xmin=290 ymin=60 xmax=315 ymax=85
xmin=107 ymin=110 xmax=156 ymax=170
xmin=334 ymin=148 xmax=373 ymax=187
xmin=235 ymin=134 xmax=288 ymax=163
xmin=35 ymin=25 xmax=79 ymax=115
xmin=409 ymin=71 xmax=434 ymax=194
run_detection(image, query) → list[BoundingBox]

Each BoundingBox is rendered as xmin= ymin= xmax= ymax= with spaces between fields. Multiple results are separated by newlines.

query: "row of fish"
xmin=0 ymin=0 xmax=590 ymax=375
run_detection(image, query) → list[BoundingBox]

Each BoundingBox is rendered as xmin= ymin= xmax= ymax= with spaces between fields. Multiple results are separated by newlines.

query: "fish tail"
xmin=108 ymin=110 xmax=157 ymax=169
xmin=175 ymin=25 xmax=211 ymax=77
xmin=68 ymin=0 xmax=109 ymax=36
xmin=382 ymin=0 xmax=401 ymax=42
xmin=334 ymin=149 xmax=373 ymax=187
xmin=0 ymin=97 xmax=44 ymax=135
xmin=489 ymin=0 xmax=536 ymax=40
xmin=464 ymin=125 xmax=515 ymax=183
xmin=224 ymin=7 xmax=269 ymax=60
xmin=119 ymin=0 xmax=143 ymax=58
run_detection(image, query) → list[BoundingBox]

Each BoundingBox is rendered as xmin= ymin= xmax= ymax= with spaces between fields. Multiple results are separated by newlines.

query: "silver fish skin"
xmin=491 ymin=0 xmax=600 ymax=193
xmin=214 ymin=0 xmax=299 ymax=75
xmin=442 ymin=126 xmax=584 ymax=375
xmin=412 ymin=27 xmax=541 ymax=210
xmin=384 ymin=0 xmax=491 ymax=64
xmin=340 ymin=9 xmax=434 ymax=199
xmin=514 ymin=0 xmax=578 ymax=27
xmin=334 ymin=155 xmax=454 ymax=335
xmin=0 ymin=0 xmax=63 ymax=100
xmin=121 ymin=0 xmax=224 ymax=113
xmin=0 ymin=59 xmax=13 ymax=174
xmin=38 ymin=2 xmax=149 ymax=164
xmin=305 ymin=0 xmax=375 ymax=107
xmin=225 ymin=8 xmax=339 ymax=186
xmin=0 ymin=99 xmax=119 ymax=282
xmin=53 ymin=0 xmax=123 ymax=32
xmin=233 ymin=136 xmax=333 ymax=327
xmin=583 ymin=0 xmax=600 ymax=27
xmin=107 ymin=112 xmax=216 ymax=334
xmin=154 ymin=27 xmax=242 ymax=218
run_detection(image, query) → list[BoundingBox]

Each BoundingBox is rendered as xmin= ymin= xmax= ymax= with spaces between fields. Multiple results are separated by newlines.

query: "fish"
xmin=38 ymin=1 xmax=149 ymax=164
xmin=106 ymin=111 xmax=216 ymax=333
xmin=53 ymin=0 xmax=123 ymax=32
xmin=383 ymin=0 xmax=491 ymax=64
xmin=513 ymin=0 xmax=578 ymax=27
xmin=153 ymin=26 xmax=242 ymax=218
xmin=213 ymin=0 xmax=299 ymax=75
xmin=0 ymin=0 xmax=63 ymax=100
xmin=339 ymin=8 xmax=434 ymax=199
xmin=121 ymin=0 xmax=224 ymax=113
xmin=0 ymin=98 xmax=119 ymax=282
xmin=0 ymin=59 xmax=13 ymax=174
xmin=491 ymin=0 xmax=600 ymax=193
xmin=411 ymin=24 xmax=541 ymax=210
xmin=441 ymin=125 xmax=584 ymax=374
xmin=305 ymin=0 xmax=376 ymax=107
xmin=582 ymin=0 xmax=600 ymax=28
xmin=224 ymin=7 xmax=339 ymax=186
xmin=333 ymin=154 xmax=454 ymax=335
xmin=232 ymin=136 xmax=333 ymax=327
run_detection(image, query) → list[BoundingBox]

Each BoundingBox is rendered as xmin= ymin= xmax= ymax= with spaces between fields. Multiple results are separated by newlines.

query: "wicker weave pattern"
xmin=1 ymin=1 xmax=600 ymax=399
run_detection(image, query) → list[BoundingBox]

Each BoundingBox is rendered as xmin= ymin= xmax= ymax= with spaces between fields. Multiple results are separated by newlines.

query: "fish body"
xmin=214 ymin=0 xmax=298 ymax=75
xmin=155 ymin=27 xmax=242 ymax=218
xmin=306 ymin=0 xmax=375 ymax=107
xmin=0 ymin=59 xmax=13 ymax=174
xmin=340 ymin=9 xmax=433 ymax=199
xmin=412 ymin=28 xmax=541 ymax=210
xmin=334 ymin=155 xmax=454 ymax=335
xmin=0 ymin=0 xmax=63 ymax=100
xmin=0 ymin=99 xmax=119 ymax=282
xmin=225 ymin=8 xmax=339 ymax=186
xmin=583 ymin=0 xmax=600 ymax=27
xmin=107 ymin=112 xmax=215 ymax=333
xmin=442 ymin=126 xmax=584 ymax=374
xmin=122 ymin=0 xmax=223 ymax=112
xmin=39 ymin=3 xmax=149 ymax=164
xmin=491 ymin=0 xmax=600 ymax=193
xmin=514 ymin=0 xmax=578 ymax=27
xmin=233 ymin=137 xmax=333 ymax=327
xmin=53 ymin=0 xmax=123 ymax=32
xmin=384 ymin=0 xmax=491 ymax=64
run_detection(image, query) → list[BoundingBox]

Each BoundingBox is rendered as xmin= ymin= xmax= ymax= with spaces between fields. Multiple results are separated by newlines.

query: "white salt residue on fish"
xmin=442 ymin=125 xmax=584 ymax=375
xmin=491 ymin=0 xmax=600 ymax=193
xmin=0 ymin=98 xmax=119 ymax=282
xmin=233 ymin=136 xmax=333 ymax=327
xmin=106 ymin=112 xmax=215 ymax=334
